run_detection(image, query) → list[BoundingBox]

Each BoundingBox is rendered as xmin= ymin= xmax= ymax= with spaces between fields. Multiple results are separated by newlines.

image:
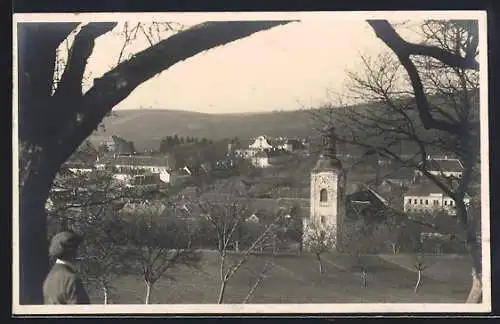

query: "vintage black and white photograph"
xmin=13 ymin=11 xmax=490 ymax=314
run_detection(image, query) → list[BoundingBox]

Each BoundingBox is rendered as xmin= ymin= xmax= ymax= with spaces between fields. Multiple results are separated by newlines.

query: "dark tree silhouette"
xmin=16 ymin=20 xmax=293 ymax=304
xmin=317 ymin=19 xmax=481 ymax=302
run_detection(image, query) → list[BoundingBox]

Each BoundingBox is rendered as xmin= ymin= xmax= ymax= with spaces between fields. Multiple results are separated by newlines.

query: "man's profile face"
xmin=64 ymin=248 xmax=79 ymax=263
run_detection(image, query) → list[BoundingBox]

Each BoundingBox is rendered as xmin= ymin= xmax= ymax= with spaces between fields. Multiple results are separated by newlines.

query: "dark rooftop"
xmin=405 ymin=180 xmax=444 ymax=196
xmin=419 ymin=158 xmax=464 ymax=173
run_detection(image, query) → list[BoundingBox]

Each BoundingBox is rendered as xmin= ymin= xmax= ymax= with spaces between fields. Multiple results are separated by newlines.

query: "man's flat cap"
xmin=48 ymin=231 xmax=84 ymax=258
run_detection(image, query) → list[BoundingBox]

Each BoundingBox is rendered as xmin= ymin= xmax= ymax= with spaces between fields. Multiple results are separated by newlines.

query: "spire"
xmin=314 ymin=125 xmax=342 ymax=171
xmin=322 ymin=126 xmax=338 ymax=159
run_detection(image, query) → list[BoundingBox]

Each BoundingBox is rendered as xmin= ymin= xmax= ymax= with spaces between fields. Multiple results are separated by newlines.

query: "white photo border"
xmin=12 ymin=10 xmax=491 ymax=315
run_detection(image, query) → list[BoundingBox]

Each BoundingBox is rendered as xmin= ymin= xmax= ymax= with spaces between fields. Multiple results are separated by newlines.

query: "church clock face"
xmin=317 ymin=175 xmax=329 ymax=186
xmin=317 ymin=173 xmax=336 ymax=187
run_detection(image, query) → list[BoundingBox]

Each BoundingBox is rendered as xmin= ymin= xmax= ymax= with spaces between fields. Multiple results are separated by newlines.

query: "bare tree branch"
xmin=56 ymin=20 xmax=294 ymax=170
xmin=54 ymin=22 xmax=117 ymax=101
xmin=243 ymin=260 xmax=271 ymax=303
xmin=367 ymin=20 xmax=479 ymax=71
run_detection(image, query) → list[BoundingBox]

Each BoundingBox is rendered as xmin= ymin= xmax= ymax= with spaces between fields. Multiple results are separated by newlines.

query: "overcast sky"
xmin=41 ymin=13 xmax=477 ymax=114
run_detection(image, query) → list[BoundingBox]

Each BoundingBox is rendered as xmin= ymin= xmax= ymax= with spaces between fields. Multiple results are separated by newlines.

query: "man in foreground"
xmin=43 ymin=231 xmax=90 ymax=304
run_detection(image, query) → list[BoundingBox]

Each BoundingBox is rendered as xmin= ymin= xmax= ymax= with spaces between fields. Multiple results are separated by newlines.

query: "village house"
xmin=102 ymin=136 xmax=117 ymax=152
xmin=167 ymin=167 xmax=196 ymax=185
xmin=251 ymin=150 xmax=270 ymax=168
xmin=249 ymin=148 xmax=292 ymax=168
xmin=344 ymin=186 xmax=395 ymax=222
xmin=403 ymin=179 xmax=471 ymax=216
xmin=229 ymin=135 xmax=297 ymax=168
xmin=120 ymin=199 xmax=167 ymax=215
xmin=249 ymin=135 xmax=274 ymax=150
xmin=231 ymin=135 xmax=309 ymax=159
xmin=415 ymin=156 xmax=464 ymax=178
xmin=61 ymin=162 xmax=95 ymax=174
xmin=277 ymin=138 xmax=307 ymax=153
xmin=246 ymin=214 xmax=260 ymax=223
xmin=214 ymin=157 xmax=237 ymax=170
xmin=232 ymin=135 xmax=272 ymax=158
xmin=95 ymin=154 xmax=174 ymax=183
xmin=380 ymin=166 xmax=416 ymax=187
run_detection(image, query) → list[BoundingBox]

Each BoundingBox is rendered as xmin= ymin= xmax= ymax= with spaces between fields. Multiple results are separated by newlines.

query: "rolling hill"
xmin=90 ymin=109 xmax=322 ymax=151
xmin=89 ymin=95 xmax=463 ymax=155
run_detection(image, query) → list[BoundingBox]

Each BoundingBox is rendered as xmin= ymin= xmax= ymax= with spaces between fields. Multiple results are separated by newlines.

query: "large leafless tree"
xmin=197 ymin=180 xmax=285 ymax=303
xmin=16 ymin=20 xmax=293 ymax=304
xmin=125 ymin=211 xmax=200 ymax=304
xmin=319 ymin=19 xmax=481 ymax=302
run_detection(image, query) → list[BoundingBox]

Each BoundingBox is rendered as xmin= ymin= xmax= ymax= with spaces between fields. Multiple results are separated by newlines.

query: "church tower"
xmin=304 ymin=126 xmax=345 ymax=250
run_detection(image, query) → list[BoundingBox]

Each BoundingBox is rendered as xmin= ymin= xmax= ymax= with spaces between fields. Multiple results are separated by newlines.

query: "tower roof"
xmin=313 ymin=126 xmax=342 ymax=172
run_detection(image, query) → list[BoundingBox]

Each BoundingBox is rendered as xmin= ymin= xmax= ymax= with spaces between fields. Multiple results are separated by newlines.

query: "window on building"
xmin=420 ymin=199 xmax=423 ymax=205
xmin=320 ymin=189 xmax=328 ymax=202
xmin=433 ymin=200 xmax=439 ymax=205
xmin=450 ymin=200 xmax=454 ymax=206
xmin=320 ymin=216 xmax=326 ymax=224
xmin=444 ymin=200 xmax=448 ymax=206
xmin=414 ymin=199 xmax=417 ymax=204
xmin=408 ymin=199 xmax=412 ymax=205
xmin=425 ymin=199 xmax=429 ymax=205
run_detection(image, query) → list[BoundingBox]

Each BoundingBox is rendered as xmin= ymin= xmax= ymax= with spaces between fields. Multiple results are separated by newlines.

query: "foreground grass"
xmin=88 ymin=251 xmax=471 ymax=304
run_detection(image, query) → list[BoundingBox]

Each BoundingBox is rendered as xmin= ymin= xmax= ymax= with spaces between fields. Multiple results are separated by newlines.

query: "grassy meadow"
xmin=87 ymin=251 xmax=472 ymax=304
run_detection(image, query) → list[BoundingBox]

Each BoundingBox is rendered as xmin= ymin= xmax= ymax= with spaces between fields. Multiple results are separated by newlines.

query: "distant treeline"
xmin=159 ymin=135 xmax=213 ymax=153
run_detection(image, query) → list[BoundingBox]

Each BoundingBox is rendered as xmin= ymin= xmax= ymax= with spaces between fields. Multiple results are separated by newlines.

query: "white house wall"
xmin=159 ymin=170 xmax=171 ymax=183
xmin=251 ymin=157 xmax=270 ymax=168
xmin=112 ymin=173 xmax=132 ymax=182
xmin=403 ymin=194 xmax=470 ymax=215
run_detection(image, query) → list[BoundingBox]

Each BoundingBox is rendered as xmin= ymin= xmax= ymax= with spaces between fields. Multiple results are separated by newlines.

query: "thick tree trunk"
xmin=466 ymin=268 xmax=482 ymax=303
xmin=17 ymin=23 xmax=78 ymax=305
xmin=457 ymin=202 xmax=482 ymax=303
xmin=16 ymin=20 xmax=292 ymax=306
xmin=19 ymin=167 xmax=56 ymax=304
xmin=465 ymin=240 xmax=482 ymax=303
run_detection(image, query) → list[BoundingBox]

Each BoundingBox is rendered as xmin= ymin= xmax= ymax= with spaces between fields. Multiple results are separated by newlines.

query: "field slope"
xmin=88 ymin=252 xmax=471 ymax=304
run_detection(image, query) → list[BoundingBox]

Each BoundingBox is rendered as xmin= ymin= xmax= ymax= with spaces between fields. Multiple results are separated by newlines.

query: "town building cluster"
xmin=54 ymin=134 xmax=469 ymax=226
